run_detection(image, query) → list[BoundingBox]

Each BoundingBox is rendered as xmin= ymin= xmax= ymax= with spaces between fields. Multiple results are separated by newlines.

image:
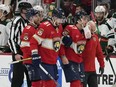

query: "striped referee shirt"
xmin=8 ymin=16 xmax=28 ymax=54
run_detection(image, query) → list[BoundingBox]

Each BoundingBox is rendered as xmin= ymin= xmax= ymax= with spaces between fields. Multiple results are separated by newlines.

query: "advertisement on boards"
xmin=0 ymin=55 xmax=116 ymax=87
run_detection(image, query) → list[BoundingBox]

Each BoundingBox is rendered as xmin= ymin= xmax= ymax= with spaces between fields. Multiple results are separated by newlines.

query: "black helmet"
xmin=52 ymin=8 xmax=65 ymax=18
xmin=18 ymin=2 xmax=32 ymax=10
xmin=74 ymin=11 xmax=87 ymax=24
xmin=26 ymin=8 xmax=38 ymax=20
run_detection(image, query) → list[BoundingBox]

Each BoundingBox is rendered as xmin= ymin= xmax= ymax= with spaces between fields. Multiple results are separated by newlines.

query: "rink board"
xmin=0 ymin=54 xmax=116 ymax=87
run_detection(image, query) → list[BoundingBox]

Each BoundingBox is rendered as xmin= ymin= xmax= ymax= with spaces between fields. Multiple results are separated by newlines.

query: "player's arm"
xmin=96 ymin=36 xmax=105 ymax=75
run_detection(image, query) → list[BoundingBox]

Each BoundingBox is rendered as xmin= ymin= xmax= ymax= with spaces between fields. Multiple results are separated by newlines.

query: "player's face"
xmin=75 ymin=6 xmax=82 ymax=13
xmin=81 ymin=16 xmax=89 ymax=27
xmin=95 ymin=12 xmax=104 ymax=21
xmin=33 ymin=14 xmax=43 ymax=25
xmin=53 ymin=17 xmax=63 ymax=26
xmin=76 ymin=19 xmax=84 ymax=30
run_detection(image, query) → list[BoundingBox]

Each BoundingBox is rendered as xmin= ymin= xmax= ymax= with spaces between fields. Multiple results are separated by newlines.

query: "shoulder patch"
xmin=23 ymin=33 xmax=29 ymax=40
xmin=37 ymin=28 xmax=44 ymax=36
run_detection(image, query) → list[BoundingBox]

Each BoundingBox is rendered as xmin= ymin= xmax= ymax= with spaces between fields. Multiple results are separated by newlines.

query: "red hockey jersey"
xmin=30 ymin=21 xmax=65 ymax=64
xmin=20 ymin=25 xmax=37 ymax=64
xmin=64 ymin=25 xmax=86 ymax=63
xmin=82 ymin=34 xmax=105 ymax=71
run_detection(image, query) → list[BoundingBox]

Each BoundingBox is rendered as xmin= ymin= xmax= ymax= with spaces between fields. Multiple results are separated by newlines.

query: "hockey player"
xmin=8 ymin=2 xmax=32 ymax=87
xmin=62 ymin=12 xmax=92 ymax=87
xmin=0 ymin=4 xmax=10 ymax=45
xmin=94 ymin=5 xmax=110 ymax=54
xmin=82 ymin=21 xmax=105 ymax=87
xmin=106 ymin=12 xmax=116 ymax=53
xmin=10 ymin=0 xmax=41 ymax=15
xmin=29 ymin=8 xmax=69 ymax=87
xmin=0 ymin=4 xmax=10 ymax=52
xmin=20 ymin=8 xmax=43 ymax=87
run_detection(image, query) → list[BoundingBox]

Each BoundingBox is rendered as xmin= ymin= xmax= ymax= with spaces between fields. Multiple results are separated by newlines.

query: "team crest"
xmin=53 ymin=37 xmax=61 ymax=52
xmin=53 ymin=41 xmax=60 ymax=52
xmin=23 ymin=33 xmax=28 ymax=40
xmin=77 ymin=44 xmax=85 ymax=54
xmin=37 ymin=28 xmax=44 ymax=36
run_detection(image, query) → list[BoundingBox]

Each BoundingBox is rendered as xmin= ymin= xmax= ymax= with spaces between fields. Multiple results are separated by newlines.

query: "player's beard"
xmin=97 ymin=16 xmax=104 ymax=22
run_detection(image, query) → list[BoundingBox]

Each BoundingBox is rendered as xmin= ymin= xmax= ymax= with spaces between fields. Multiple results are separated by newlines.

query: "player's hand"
xmin=62 ymin=36 xmax=72 ymax=47
xmin=62 ymin=63 xmax=71 ymax=69
xmin=106 ymin=45 xmax=114 ymax=54
xmin=99 ymin=67 xmax=104 ymax=75
xmin=61 ymin=55 xmax=69 ymax=65
xmin=15 ymin=54 xmax=22 ymax=61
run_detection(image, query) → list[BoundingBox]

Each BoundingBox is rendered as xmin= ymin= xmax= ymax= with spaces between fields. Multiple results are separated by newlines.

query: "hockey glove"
xmin=106 ymin=45 xmax=114 ymax=54
xmin=105 ymin=54 xmax=110 ymax=61
xmin=62 ymin=36 xmax=72 ymax=47
xmin=32 ymin=53 xmax=41 ymax=67
xmin=99 ymin=67 xmax=104 ymax=75
xmin=62 ymin=63 xmax=71 ymax=69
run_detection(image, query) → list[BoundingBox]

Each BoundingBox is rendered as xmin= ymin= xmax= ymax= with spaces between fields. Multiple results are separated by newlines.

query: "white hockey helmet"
xmin=18 ymin=0 xmax=37 ymax=6
xmin=33 ymin=5 xmax=43 ymax=12
xmin=95 ymin=6 xmax=105 ymax=13
xmin=0 ymin=4 xmax=10 ymax=15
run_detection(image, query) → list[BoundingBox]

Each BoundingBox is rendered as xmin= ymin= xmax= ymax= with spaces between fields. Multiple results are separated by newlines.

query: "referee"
xmin=8 ymin=2 xmax=32 ymax=87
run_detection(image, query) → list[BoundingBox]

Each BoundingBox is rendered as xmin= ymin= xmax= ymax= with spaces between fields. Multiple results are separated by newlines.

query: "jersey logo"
xmin=53 ymin=41 xmax=60 ymax=52
xmin=76 ymin=41 xmax=86 ymax=54
xmin=53 ymin=37 xmax=61 ymax=52
xmin=77 ymin=44 xmax=85 ymax=54
xmin=23 ymin=33 xmax=29 ymax=40
xmin=37 ymin=28 xmax=44 ymax=36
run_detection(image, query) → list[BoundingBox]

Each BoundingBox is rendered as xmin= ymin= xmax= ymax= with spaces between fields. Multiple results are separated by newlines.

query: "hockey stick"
xmin=105 ymin=52 xmax=116 ymax=76
xmin=105 ymin=50 xmax=116 ymax=85
xmin=39 ymin=64 xmax=61 ymax=87
xmin=9 ymin=58 xmax=32 ymax=64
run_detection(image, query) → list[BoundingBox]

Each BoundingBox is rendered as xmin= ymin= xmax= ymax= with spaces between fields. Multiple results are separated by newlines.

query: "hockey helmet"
xmin=74 ymin=11 xmax=87 ymax=24
xmin=0 ymin=4 xmax=10 ymax=15
xmin=95 ymin=6 xmax=105 ymax=13
xmin=26 ymin=8 xmax=38 ymax=20
xmin=52 ymin=8 xmax=65 ymax=18
xmin=18 ymin=2 xmax=32 ymax=10
xmin=33 ymin=5 xmax=43 ymax=12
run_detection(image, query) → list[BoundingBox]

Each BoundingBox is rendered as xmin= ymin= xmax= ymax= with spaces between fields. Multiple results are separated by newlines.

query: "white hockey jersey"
xmin=0 ymin=23 xmax=10 ymax=46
